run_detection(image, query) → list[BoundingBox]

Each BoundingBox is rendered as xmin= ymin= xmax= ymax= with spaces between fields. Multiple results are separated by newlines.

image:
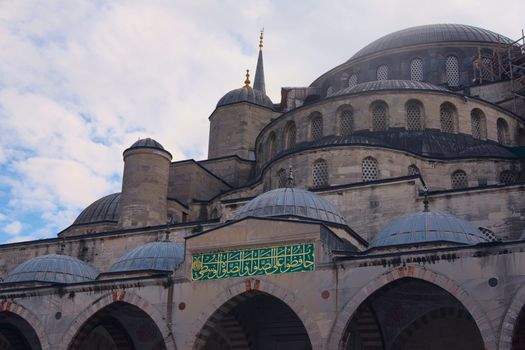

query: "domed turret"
xmin=109 ymin=242 xmax=184 ymax=273
xmin=369 ymin=211 xmax=488 ymax=248
xmin=4 ymin=254 xmax=99 ymax=284
xmin=232 ymin=187 xmax=347 ymax=225
xmin=119 ymin=138 xmax=172 ymax=229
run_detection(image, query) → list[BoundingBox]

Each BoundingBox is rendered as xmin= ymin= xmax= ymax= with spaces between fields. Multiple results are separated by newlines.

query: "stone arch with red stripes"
xmin=60 ymin=290 xmax=176 ymax=350
xmin=325 ymin=265 xmax=496 ymax=350
xmin=0 ymin=300 xmax=50 ymax=350
xmin=499 ymin=282 xmax=525 ymax=350
xmin=186 ymin=278 xmax=323 ymax=350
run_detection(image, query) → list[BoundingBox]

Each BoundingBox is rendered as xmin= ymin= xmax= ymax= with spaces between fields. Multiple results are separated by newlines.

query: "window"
xmin=277 ymin=168 xmax=287 ymax=188
xmin=348 ymin=74 xmax=358 ymax=88
xmin=340 ymin=109 xmax=354 ymax=136
xmin=326 ymin=86 xmax=334 ymax=96
xmin=310 ymin=113 xmax=323 ymax=141
xmin=497 ymin=118 xmax=510 ymax=145
xmin=376 ymin=65 xmax=388 ymax=81
xmin=406 ymin=102 xmax=422 ymax=130
xmin=499 ymin=170 xmax=517 ymax=185
xmin=451 ymin=170 xmax=468 ymax=189
xmin=362 ymin=157 xmax=379 ymax=182
xmin=440 ymin=103 xmax=457 ymax=133
xmin=372 ymin=103 xmax=388 ymax=131
xmin=481 ymin=57 xmax=493 ymax=81
xmin=284 ymin=121 xmax=296 ymax=149
xmin=312 ymin=159 xmax=328 ymax=188
xmin=470 ymin=109 xmax=486 ymax=139
xmin=446 ymin=55 xmax=460 ymax=87
xmin=410 ymin=58 xmax=423 ymax=81
xmin=408 ymin=164 xmax=420 ymax=176
xmin=266 ymin=132 xmax=276 ymax=159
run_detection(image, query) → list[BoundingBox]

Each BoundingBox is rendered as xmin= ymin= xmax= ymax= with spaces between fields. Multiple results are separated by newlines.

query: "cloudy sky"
xmin=0 ymin=0 xmax=523 ymax=243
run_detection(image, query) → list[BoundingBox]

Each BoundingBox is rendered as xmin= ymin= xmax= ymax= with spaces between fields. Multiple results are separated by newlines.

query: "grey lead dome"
xmin=73 ymin=192 xmax=120 ymax=226
xmin=129 ymin=137 xmax=165 ymax=150
xmin=351 ymin=23 xmax=514 ymax=60
xmin=217 ymin=86 xmax=273 ymax=109
xmin=369 ymin=211 xmax=489 ymax=248
xmin=109 ymin=242 xmax=185 ymax=272
xmin=233 ymin=187 xmax=347 ymax=225
xmin=4 ymin=254 xmax=99 ymax=284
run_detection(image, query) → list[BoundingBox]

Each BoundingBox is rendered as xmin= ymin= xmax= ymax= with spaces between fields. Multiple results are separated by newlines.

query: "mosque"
xmin=2 ymin=23 xmax=525 ymax=350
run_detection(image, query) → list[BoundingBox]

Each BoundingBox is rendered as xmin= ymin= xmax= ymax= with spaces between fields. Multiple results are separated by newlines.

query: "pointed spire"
xmin=253 ymin=28 xmax=266 ymax=94
xmin=244 ymin=69 xmax=251 ymax=87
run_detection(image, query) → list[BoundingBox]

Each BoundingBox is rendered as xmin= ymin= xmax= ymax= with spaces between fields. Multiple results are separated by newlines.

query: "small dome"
xmin=232 ymin=188 xmax=347 ymax=225
xmin=370 ymin=211 xmax=488 ymax=248
xmin=4 ymin=254 xmax=99 ymax=284
xmin=73 ymin=193 xmax=120 ymax=226
xmin=351 ymin=24 xmax=514 ymax=60
xmin=217 ymin=86 xmax=273 ymax=109
xmin=129 ymin=137 xmax=165 ymax=150
xmin=334 ymin=80 xmax=448 ymax=96
xmin=109 ymin=242 xmax=185 ymax=273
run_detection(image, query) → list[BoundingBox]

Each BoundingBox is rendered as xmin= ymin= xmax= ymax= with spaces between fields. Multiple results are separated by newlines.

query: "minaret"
xmin=253 ymin=29 xmax=266 ymax=94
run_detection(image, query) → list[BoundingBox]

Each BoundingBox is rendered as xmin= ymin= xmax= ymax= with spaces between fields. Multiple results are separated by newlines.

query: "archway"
xmin=340 ymin=278 xmax=484 ymax=350
xmin=0 ymin=311 xmax=42 ymax=350
xmin=195 ymin=291 xmax=312 ymax=350
xmin=511 ymin=305 xmax=525 ymax=349
xmin=68 ymin=302 xmax=167 ymax=350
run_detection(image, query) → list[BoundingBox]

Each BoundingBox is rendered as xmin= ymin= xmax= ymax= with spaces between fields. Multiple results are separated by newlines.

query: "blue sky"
xmin=0 ymin=0 xmax=523 ymax=243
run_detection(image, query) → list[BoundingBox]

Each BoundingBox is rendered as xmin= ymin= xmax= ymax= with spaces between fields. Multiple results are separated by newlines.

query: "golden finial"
xmin=244 ymin=69 xmax=251 ymax=87
xmin=259 ymin=28 xmax=264 ymax=48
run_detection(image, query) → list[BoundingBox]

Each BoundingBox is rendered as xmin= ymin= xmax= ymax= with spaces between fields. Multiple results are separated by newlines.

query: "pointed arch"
xmin=325 ymin=266 xmax=495 ymax=349
xmin=0 ymin=301 xmax=50 ymax=350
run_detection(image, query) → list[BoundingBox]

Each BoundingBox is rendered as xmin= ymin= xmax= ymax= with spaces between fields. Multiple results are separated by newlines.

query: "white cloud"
xmin=0 ymin=0 xmax=523 ymax=243
xmin=4 ymin=221 xmax=22 ymax=236
xmin=0 ymin=213 xmax=6 ymax=222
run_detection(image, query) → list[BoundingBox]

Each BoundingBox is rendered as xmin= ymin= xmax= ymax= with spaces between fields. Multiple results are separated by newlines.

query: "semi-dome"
xmin=369 ymin=211 xmax=488 ymax=248
xmin=217 ymin=86 xmax=273 ymax=109
xmin=73 ymin=192 xmax=120 ymax=226
xmin=232 ymin=188 xmax=347 ymax=225
xmin=109 ymin=242 xmax=185 ymax=273
xmin=3 ymin=254 xmax=99 ymax=284
xmin=334 ymin=80 xmax=449 ymax=96
xmin=129 ymin=137 xmax=165 ymax=150
xmin=351 ymin=24 xmax=514 ymax=60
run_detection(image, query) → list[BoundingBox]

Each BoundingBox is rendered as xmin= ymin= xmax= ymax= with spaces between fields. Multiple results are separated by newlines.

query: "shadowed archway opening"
xmin=512 ymin=304 xmax=525 ymax=349
xmin=341 ymin=278 xmax=484 ymax=350
xmin=68 ymin=301 xmax=166 ymax=350
xmin=195 ymin=291 xmax=312 ymax=350
xmin=0 ymin=312 xmax=42 ymax=350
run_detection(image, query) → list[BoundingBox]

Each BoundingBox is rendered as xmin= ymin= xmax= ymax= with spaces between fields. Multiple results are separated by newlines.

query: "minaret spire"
xmin=253 ymin=28 xmax=266 ymax=94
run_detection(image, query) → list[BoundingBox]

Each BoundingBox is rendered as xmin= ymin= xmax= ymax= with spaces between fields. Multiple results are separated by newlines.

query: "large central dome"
xmin=351 ymin=23 xmax=514 ymax=60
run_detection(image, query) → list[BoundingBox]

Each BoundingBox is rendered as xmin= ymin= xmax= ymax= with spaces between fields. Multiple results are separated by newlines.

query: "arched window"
xmin=362 ymin=156 xmax=379 ymax=182
xmin=440 ymin=102 xmax=457 ymax=133
xmin=481 ymin=56 xmax=493 ymax=81
xmin=376 ymin=65 xmax=388 ymax=81
xmin=210 ymin=208 xmax=219 ymax=219
xmin=277 ymin=168 xmax=287 ymax=188
xmin=408 ymin=164 xmax=420 ymax=176
xmin=470 ymin=109 xmax=487 ymax=139
xmin=348 ymin=74 xmax=358 ymax=88
xmin=312 ymin=159 xmax=328 ymax=188
xmin=266 ymin=132 xmax=276 ymax=159
xmin=406 ymin=101 xmax=423 ymax=130
xmin=372 ymin=102 xmax=388 ymax=131
xmin=339 ymin=109 xmax=354 ymax=136
xmin=410 ymin=58 xmax=423 ymax=81
xmin=499 ymin=170 xmax=517 ymax=185
xmin=451 ymin=170 xmax=468 ymax=189
xmin=446 ymin=55 xmax=460 ymax=87
xmin=284 ymin=121 xmax=296 ymax=149
xmin=497 ymin=118 xmax=510 ymax=145
xmin=310 ymin=113 xmax=323 ymax=141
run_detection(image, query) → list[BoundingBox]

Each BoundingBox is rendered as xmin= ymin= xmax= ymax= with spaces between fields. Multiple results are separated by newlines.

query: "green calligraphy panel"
xmin=191 ymin=242 xmax=315 ymax=281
